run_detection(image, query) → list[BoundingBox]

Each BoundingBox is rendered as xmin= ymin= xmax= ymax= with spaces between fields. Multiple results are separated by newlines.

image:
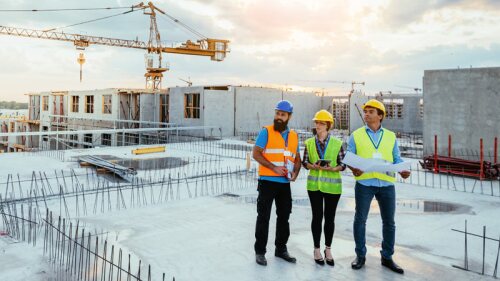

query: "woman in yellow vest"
xmin=302 ymin=110 xmax=345 ymax=266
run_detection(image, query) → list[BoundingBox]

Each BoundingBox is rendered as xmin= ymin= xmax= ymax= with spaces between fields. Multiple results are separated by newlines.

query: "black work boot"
xmin=381 ymin=257 xmax=404 ymax=274
xmin=256 ymin=254 xmax=267 ymax=266
xmin=351 ymin=256 xmax=366 ymax=270
xmin=275 ymin=250 xmax=297 ymax=263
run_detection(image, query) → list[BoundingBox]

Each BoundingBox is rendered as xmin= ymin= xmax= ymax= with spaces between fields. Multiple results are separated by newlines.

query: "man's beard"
xmin=273 ymin=119 xmax=288 ymax=132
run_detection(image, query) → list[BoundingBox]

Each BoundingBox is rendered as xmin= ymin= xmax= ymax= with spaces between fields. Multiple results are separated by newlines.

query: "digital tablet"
xmin=316 ymin=159 xmax=331 ymax=167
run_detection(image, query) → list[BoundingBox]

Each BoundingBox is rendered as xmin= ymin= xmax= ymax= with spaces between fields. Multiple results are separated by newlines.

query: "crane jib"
xmin=0 ymin=2 xmax=229 ymax=90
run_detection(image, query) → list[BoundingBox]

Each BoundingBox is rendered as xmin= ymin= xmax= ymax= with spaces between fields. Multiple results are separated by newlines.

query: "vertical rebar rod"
xmin=482 ymin=225 xmax=486 ymax=275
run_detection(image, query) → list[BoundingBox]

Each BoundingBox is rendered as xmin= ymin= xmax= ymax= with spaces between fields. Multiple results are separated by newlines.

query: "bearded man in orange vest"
xmin=253 ymin=100 xmax=302 ymax=266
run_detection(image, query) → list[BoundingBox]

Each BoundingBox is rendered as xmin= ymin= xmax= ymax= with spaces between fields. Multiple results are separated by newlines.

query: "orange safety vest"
xmin=258 ymin=125 xmax=299 ymax=177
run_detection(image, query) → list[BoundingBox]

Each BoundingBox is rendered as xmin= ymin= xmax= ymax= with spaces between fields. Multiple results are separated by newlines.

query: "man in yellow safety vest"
xmin=348 ymin=99 xmax=410 ymax=274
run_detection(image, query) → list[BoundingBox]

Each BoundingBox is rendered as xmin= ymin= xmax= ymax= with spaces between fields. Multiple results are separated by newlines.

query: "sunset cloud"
xmin=0 ymin=0 xmax=499 ymax=101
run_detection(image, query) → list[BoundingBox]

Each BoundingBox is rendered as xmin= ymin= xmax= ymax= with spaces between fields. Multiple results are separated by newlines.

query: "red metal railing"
xmin=421 ymin=135 xmax=499 ymax=180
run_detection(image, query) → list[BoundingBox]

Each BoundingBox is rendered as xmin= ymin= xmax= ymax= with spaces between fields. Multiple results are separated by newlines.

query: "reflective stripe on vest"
xmin=307 ymin=175 xmax=342 ymax=184
xmin=352 ymin=127 xmax=396 ymax=183
xmin=264 ymin=148 xmax=284 ymax=153
xmin=305 ymin=136 xmax=343 ymax=194
xmin=264 ymin=148 xmax=296 ymax=158
xmin=258 ymin=125 xmax=299 ymax=177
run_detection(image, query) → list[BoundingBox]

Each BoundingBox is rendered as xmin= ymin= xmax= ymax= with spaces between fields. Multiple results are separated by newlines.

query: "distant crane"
xmin=377 ymin=91 xmax=392 ymax=97
xmin=349 ymin=81 xmax=365 ymax=93
xmin=298 ymin=80 xmax=366 ymax=94
xmin=179 ymin=77 xmax=192 ymax=87
xmin=0 ymin=2 xmax=230 ymax=90
xmin=395 ymin=85 xmax=422 ymax=94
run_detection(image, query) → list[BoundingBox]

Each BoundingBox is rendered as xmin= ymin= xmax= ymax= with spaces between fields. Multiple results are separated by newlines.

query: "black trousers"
xmin=307 ymin=190 xmax=341 ymax=248
xmin=254 ymin=180 xmax=292 ymax=255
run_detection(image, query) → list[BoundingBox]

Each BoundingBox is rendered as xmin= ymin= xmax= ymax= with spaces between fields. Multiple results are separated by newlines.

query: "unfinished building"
xmin=331 ymin=92 xmax=423 ymax=134
xmin=2 ymin=85 xmax=426 ymax=153
xmin=423 ymin=67 xmax=500 ymax=161
xmin=2 ymin=86 xmax=332 ymax=152
xmin=13 ymin=88 xmax=170 ymax=151
xmin=168 ymin=85 xmax=329 ymax=137
xmin=0 ymin=109 xmax=30 ymax=152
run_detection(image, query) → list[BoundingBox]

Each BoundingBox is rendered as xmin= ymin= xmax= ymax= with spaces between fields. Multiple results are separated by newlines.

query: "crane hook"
xmin=77 ymin=52 xmax=86 ymax=82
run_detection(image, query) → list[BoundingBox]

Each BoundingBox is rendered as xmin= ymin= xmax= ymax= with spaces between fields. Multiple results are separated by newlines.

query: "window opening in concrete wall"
xmin=386 ymin=103 xmax=394 ymax=119
xmin=103 ymin=95 xmax=112 ymax=114
xmin=42 ymin=96 xmax=48 ymax=111
xmin=71 ymin=96 xmax=79 ymax=113
xmin=17 ymin=125 xmax=26 ymax=146
xmin=42 ymin=126 xmax=48 ymax=142
xmin=69 ymin=133 xmax=78 ymax=148
xmin=133 ymin=94 xmax=140 ymax=122
xmin=85 ymin=95 xmax=94 ymax=113
xmin=184 ymin=93 xmax=200 ymax=119
xmin=117 ymin=132 xmax=123 ymax=146
xmin=397 ymin=103 xmax=403 ymax=119
xmin=125 ymin=133 xmax=139 ymax=145
xmin=101 ymin=133 xmax=112 ymax=146
xmin=160 ymin=94 xmax=169 ymax=123
xmin=83 ymin=133 xmax=93 ymax=148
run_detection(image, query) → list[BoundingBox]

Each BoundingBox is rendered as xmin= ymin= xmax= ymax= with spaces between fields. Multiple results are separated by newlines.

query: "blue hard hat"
xmin=275 ymin=100 xmax=293 ymax=113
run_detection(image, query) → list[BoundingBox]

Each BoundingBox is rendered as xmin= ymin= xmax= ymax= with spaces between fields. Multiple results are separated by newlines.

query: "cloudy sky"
xmin=0 ymin=0 xmax=499 ymax=101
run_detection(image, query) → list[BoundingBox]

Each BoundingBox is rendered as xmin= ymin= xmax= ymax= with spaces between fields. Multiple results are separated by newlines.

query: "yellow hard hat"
xmin=362 ymin=99 xmax=386 ymax=116
xmin=312 ymin=110 xmax=334 ymax=123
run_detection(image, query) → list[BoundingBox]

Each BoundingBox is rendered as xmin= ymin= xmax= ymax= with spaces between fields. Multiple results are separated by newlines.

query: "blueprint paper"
xmin=342 ymin=152 xmax=411 ymax=173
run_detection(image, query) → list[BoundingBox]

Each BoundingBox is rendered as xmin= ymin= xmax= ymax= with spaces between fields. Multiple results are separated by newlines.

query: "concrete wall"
xmin=233 ymin=86 xmax=323 ymax=134
xmin=349 ymin=91 xmax=369 ymax=133
xmin=233 ymin=87 xmax=282 ymax=133
xmin=204 ymin=89 xmax=234 ymax=137
xmin=168 ymin=86 xmax=325 ymax=137
xmin=168 ymin=86 xmax=205 ymax=137
xmin=382 ymin=94 xmax=423 ymax=134
xmin=423 ymin=67 xmax=500 ymax=161
xmin=140 ymin=94 xmax=158 ymax=123
xmin=283 ymin=91 xmax=324 ymax=129
xmin=66 ymin=89 xmax=118 ymax=121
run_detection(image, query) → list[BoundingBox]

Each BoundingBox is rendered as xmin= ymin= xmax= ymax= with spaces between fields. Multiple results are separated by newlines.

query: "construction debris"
xmin=78 ymin=155 xmax=137 ymax=181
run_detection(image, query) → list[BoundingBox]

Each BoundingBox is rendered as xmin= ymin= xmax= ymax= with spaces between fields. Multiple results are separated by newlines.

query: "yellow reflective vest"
xmin=352 ymin=127 xmax=396 ymax=183
xmin=305 ymin=136 xmax=342 ymax=194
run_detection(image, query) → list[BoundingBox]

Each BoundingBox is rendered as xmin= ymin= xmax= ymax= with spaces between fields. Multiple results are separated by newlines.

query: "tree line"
xmin=0 ymin=101 xmax=28 ymax=109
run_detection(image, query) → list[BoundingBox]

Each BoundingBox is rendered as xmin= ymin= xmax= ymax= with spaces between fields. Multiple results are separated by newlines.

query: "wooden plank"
xmin=132 ymin=146 xmax=165 ymax=155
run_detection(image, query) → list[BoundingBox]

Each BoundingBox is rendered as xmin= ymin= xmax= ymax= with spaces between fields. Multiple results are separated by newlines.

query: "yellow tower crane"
xmin=0 ymin=2 xmax=230 ymax=90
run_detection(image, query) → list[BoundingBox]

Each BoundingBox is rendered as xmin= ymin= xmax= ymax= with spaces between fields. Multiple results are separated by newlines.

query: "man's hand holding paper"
xmin=342 ymin=151 xmax=411 ymax=173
